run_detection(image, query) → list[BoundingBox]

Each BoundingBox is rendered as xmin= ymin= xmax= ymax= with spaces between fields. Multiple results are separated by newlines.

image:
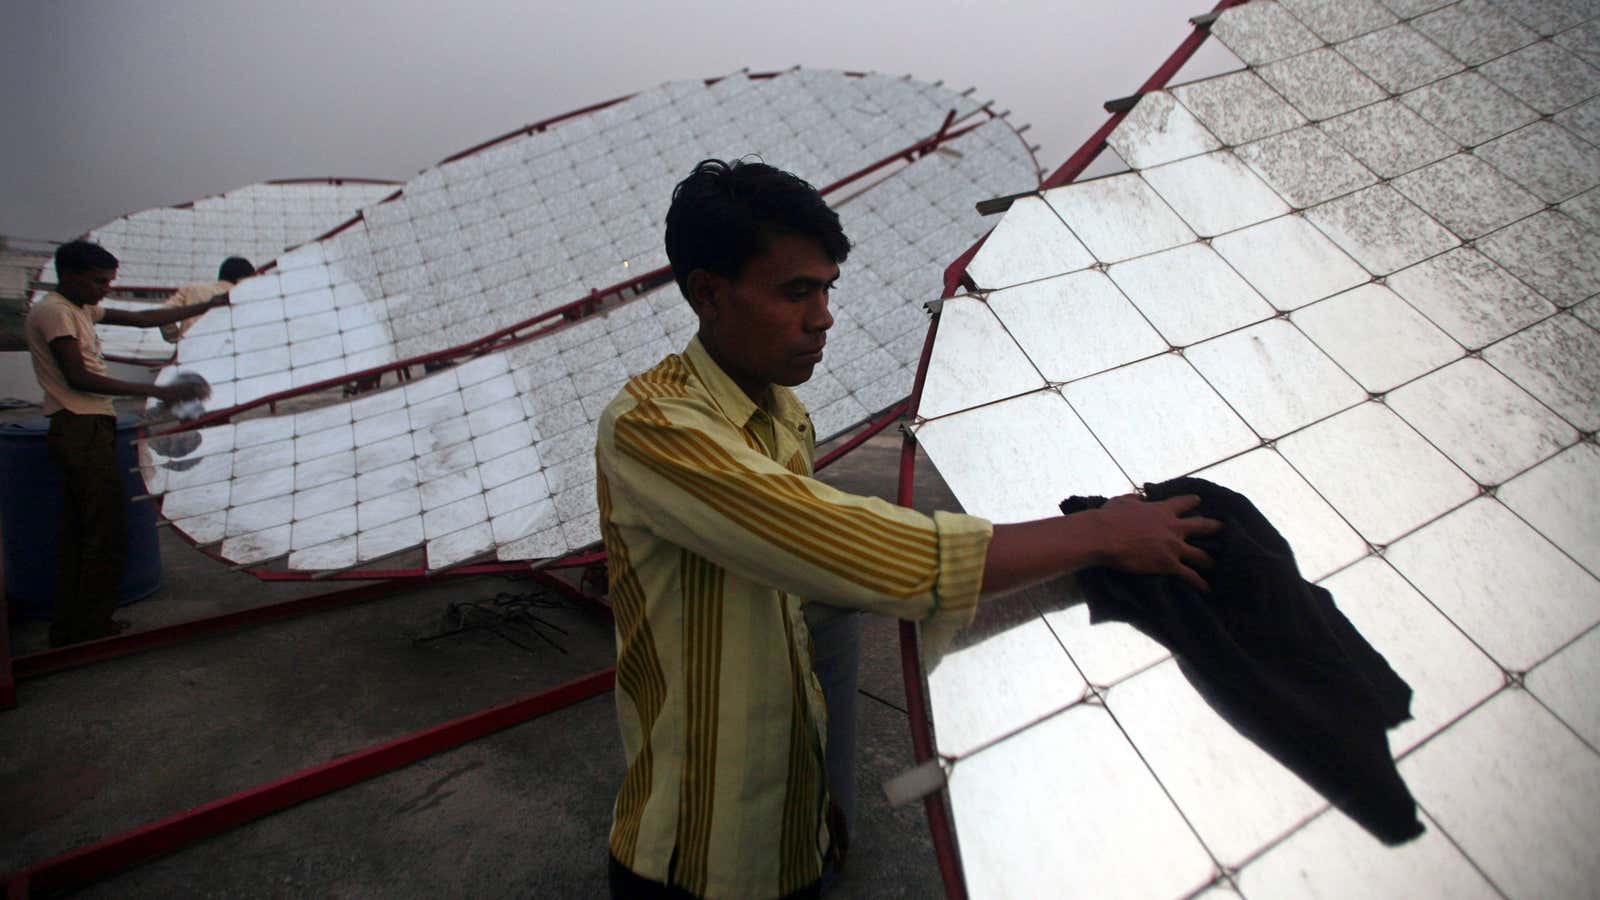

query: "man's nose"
xmin=807 ymin=295 xmax=833 ymax=331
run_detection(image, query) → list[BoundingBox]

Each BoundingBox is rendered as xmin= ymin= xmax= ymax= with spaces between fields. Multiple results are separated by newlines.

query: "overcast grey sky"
xmin=1 ymin=0 xmax=1238 ymax=242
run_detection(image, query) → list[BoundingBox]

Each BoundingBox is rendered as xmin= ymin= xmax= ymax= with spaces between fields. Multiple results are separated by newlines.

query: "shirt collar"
xmin=683 ymin=335 xmax=809 ymax=433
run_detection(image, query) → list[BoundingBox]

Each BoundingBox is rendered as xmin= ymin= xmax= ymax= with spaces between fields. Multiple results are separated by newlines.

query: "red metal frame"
xmin=15 ymin=579 xmax=425 ymax=681
xmin=893 ymin=4 xmax=1247 ymax=896
xmin=1 ymin=667 xmax=616 ymax=897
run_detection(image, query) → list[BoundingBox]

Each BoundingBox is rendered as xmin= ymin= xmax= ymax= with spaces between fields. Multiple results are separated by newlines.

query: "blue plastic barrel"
xmin=0 ymin=414 xmax=162 ymax=619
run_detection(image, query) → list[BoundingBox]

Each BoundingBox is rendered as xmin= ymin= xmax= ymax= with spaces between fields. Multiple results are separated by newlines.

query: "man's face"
xmin=59 ymin=267 xmax=116 ymax=306
xmin=694 ymin=231 xmax=837 ymax=399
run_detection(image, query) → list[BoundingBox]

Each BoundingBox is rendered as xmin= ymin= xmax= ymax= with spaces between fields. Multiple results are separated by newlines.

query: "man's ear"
xmin=686 ymin=269 xmax=721 ymax=321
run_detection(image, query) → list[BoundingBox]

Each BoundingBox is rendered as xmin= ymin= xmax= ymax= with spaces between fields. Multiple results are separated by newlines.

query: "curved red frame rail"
xmin=892 ymin=4 xmax=1247 ymax=896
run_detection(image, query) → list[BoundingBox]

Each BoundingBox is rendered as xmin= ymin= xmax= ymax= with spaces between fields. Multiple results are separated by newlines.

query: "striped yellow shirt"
xmin=595 ymin=336 xmax=992 ymax=898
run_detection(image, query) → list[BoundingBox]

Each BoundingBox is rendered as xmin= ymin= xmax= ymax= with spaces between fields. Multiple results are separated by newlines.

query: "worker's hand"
xmin=208 ymin=291 xmax=231 ymax=308
xmin=157 ymin=380 xmax=210 ymax=404
xmin=1094 ymin=493 xmax=1220 ymax=591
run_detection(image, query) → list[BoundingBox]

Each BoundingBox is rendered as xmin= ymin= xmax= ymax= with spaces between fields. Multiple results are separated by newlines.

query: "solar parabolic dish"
xmin=137 ymin=68 xmax=1041 ymax=571
xmin=913 ymin=0 xmax=1600 ymax=897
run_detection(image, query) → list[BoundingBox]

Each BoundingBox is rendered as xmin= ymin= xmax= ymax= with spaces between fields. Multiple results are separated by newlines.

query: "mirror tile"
xmin=1238 ymin=805 xmax=1500 ymax=899
xmin=1186 ymin=319 xmax=1365 ymax=439
xmin=357 ymin=514 xmax=423 ymax=563
xmin=292 ymin=477 xmax=357 ymax=521
xmin=1475 ymin=119 xmax=1600 ymax=204
xmin=1292 ymin=284 xmax=1462 ymax=392
xmin=947 ymin=704 xmax=1214 ymax=900
xmin=1195 ymin=447 xmax=1369 ymax=581
xmin=1399 ymin=70 xmax=1541 ymax=147
xmin=1399 ymin=690 xmax=1600 ymax=900
xmin=1317 ymin=100 xmax=1457 ymax=180
xmin=1388 ymin=358 xmax=1577 ymax=485
xmin=1392 ymin=153 xmax=1546 ymax=242
xmin=357 ymin=486 xmax=423 ymax=531
xmin=1482 ymin=313 xmax=1600 ymax=430
xmin=1525 ymin=626 xmax=1600 ymax=748
xmin=987 ymin=270 xmax=1167 ymax=383
xmin=290 ymin=507 xmax=358 ymax=552
xmin=427 ymin=521 xmax=495 ymax=570
xmin=491 ymin=496 xmax=558 ymax=544
xmin=1477 ymin=211 xmax=1600 ymax=308
xmin=1063 ymin=354 xmax=1259 ymax=484
xmin=1108 ymin=244 xmax=1276 ymax=349
xmin=1386 ymin=497 xmax=1600 ymax=669
xmin=1478 ymin=40 xmax=1600 ymax=114
xmin=1553 ymin=97 xmax=1600 ymax=147
xmin=1338 ymin=23 xmax=1464 ymax=94
xmin=220 ymin=524 xmax=292 ymax=565
xmin=1235 ymin=127 xmax=1378 ymax=210
xmin=1172 ymin=70 xmax=1309 ymax=146
xmin=928 ymin=614 xmax=1086 ymax=758
xmin=1383 ymin=248 xmax=1555 ymax=349
xmin=1278 ymin=0 xmax=1398 ymax=43
xmin=1107 ymin=91 xmax=1223 ymax=170
xmin=1212 ymin=1 xmax=1322 ymax=62
xmin=1259 ymin=48 xmax=1389 ymax=122
xmin=161 ymin=481 xmax=231 ymax=521
xmin=1304 ymin=185 xmax=1460 ymax=276
xmin=1142 ymin=151 xmax=1290 ymax=237
xmin=1318 ymin=556 xmax=1504 ymax=753
xmin=1561 ymin=186 xmax=1600 ymax=231
xmin=918 ymin=297 xmax=1045 ymax=421
xmin=287 ymin=536 xmax=359 ymax=572
xmin=1497 ymin=442 xmax=1600 ymax=577
xmin=1040 ymin=599 xmax=1170 ymax=689
xmin=1411 ymin=0 xmax=1539 ymax=66
xmin=1108 ymin=657 xmax=1327 ymax=865
xmin=1042 ymin=173 xmax=1196 ymax=263
xmin=913 ymin=389 xmax=1133 ymax=523
xmin=1275 ymin=401 xmax=1478 ymax=544
xmin=1211 ymin=214 xmax=1370 ymax=311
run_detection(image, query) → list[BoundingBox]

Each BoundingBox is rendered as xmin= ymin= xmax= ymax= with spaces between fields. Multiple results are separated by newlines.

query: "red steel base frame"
xmin=1 ymin=667 xmax=615 ymax=897
xmin=895 ymin=4 xmax=1248 ymax=897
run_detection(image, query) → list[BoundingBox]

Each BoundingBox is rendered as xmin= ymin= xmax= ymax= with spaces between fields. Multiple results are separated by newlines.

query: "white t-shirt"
xmin=25 ymin=292 xmax=116 ymax=416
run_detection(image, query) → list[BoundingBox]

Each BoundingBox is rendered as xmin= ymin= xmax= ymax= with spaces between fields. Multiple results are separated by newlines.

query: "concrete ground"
xmin=2 ymin=428 xmax=962 ymax=898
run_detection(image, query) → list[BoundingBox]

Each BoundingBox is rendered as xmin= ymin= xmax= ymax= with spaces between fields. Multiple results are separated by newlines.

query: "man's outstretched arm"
xmin=100 ymin=291 xmax=228 ymax=329
xmin=48 ymin=337 xmax=207 ymax=403
xmin=981 ymin=494 xmax=1220 ymax=598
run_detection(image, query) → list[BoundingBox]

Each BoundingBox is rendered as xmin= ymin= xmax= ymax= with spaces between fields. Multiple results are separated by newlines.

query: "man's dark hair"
xmin=55 ymin=240 xmax=119 ymax=275
xmin=218 ymin=256 xmax=255 ymax=283
xmin=664 ymin=159 xmax=850 ymax=300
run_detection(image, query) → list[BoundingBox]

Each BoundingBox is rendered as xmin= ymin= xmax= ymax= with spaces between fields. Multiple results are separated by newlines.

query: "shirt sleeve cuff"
xmin=921 ymin=511 xmax=993 ymax=664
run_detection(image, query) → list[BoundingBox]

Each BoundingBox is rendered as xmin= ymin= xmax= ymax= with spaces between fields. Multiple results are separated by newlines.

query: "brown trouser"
xmin=46 ymin=411 xmax=125 ymax=646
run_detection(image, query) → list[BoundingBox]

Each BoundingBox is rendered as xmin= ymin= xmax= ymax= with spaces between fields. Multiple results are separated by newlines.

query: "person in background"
xmin=25 ymin=240 xmax=222 ymax=647
xmin=595 ymin=159 xmax=1219 ymax=899
xmin=158 ymin=255 xmax=254 ymax=342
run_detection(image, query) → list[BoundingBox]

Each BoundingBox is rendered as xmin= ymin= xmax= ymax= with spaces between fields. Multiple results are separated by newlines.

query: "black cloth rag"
xmin=1060 ymin=476 xmax=1424 ymax=845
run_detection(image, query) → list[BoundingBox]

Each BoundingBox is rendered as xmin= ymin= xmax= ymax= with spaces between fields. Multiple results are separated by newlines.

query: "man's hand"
xmin=983 ymin=495 xmax=1220 ymax=597
xmin=207 ymin=291 xmax=231 ymax=308
xmin=156 ymin=380 xmax=210 ymax=404
xmin=1094 ymin=493 xmax=1220 ymax=591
